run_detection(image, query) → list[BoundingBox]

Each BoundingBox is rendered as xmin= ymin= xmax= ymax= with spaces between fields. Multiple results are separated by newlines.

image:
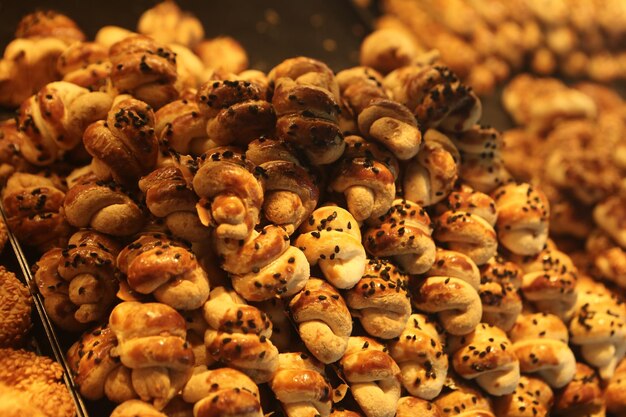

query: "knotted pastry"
xmin=117 ymin=233 xmax=210 ymax=310
xmin=270 ymin=57 xmax=345 ymax=165
xmin=509 ymin=313 xmax=576 ymax=388
xmin=383 ymin=64 xmax=482 ymax=133
xmin=16 ymin=81 xmax=112 ymax=166
xmin=403 ymin=129 xmax=460 ymax=207
xmin=214 ymin=224 xmax=309 ymax=301
xmin=339 ymin=336 xmax=401 ymax=417
xmin=336 ymin=66 xmax=421 ymax=160
xmin=289 ymin=278 xmax=352 ymax=364
xmin=139 ymin=165 xmax=210 ymax=242
xmin=335 ymin=66 xmax=386 ymax=134
xmin=345 ymin=258 xmax=411 ymax=339
xmin=194 ymin=36 xmax=249 ymax=74
xmin=606 ymin=357 xmax=626 ymax=416
xmin=389 ymin=313 xmax=447 ymax=400
xmin=586 ymin=228 xmax=626 ymax=290
xmin=193 ymin=147 xmax=263 ymax=241
xmin=67 ymin=325 xmax=137 ymax=403
xmin=109 ymin=301 xmax=194 ymax=409
xmin=269 ymin=352 xmax=332 ymax=417
xmin=451 ymin=126 xmax=512 ymax=193
xmin=202 ymin=287 xmax=279 ymax=383
xmin=433 ymin=185 xmax=498 ymax=266
xmin=110 ymin=400 xmax=168 ymax=417
xmin=83 ymin=96 xmax=158 ymax=188
xmin=63 ymin=173 xmax=144 ymax=237
xmin=155 ymin=97 xmax=209 ymax=156
xmin=15 ymin=10 xmax=85 ymax=43
xmin=492 ymin=183 xmax=550 ymax=256
xmin=449 ymin=323 xmax=521 ymax=396
xmin=137 ymin=1 xmax=204 ymax=48
xmin=568 ymin=276 xmax=626 ymax=379
xmin=364 ymin=199 xmax=436 ymax=274
xmin=196 ymin=78 xmax=276 ymax=147
xmin=246 ymin=137 xmax=319 ymax=234
xmin=554 ymin=363 xmax=605 ymax=417
xmin=0 ymin=267 xmax=31 ymax=348
xmin=182 ymin=367 xmax=263 ymax=417
xmin=594 ymin=194 xmax=626 ymax=249
xmin=109 ymin=35 xmax=178 ymax=109
xmin=2 ymin=172 xmax=70 ymax=251
xmin=359 ymin=29 xmax=420 ymax=75
xmin=396 ymin=396 xmax=442 ymax=417
xmin=57 ymin=41 xmax=110 ymax=91
xmin=296 ymin=206 xmax=366 ymax=289
xmin=0 ymin=120 xmax=33 ymax=184
xmin=412 ymin=249 xmax=482 ymax=335
xmin=493 ymin=376 xmax=553 ymax=417
xmin=329 ymin=135 xmax=399 ymax=222
xmin=478 ymin=256 xmax=523 ymax=331
xmin=433 ymin=377 xmax=495 ymax=417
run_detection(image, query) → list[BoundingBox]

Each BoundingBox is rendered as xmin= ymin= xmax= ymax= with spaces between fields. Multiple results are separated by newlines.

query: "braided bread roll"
xmin=84 ymin=96 xmax=158 ymax=189
xmin=109 ymin=35 xmax=179 ymax=109
xmin=389 ymin=314 xmax=448 ymax=400
xmin=403 ymin=129 xmax=460 ymax=207
xmin=364 ymin=199 xmax=436 ymax=274
xmin=196 ymin=78 xmax=276 ymax=147
xmin=246 ymin=137 xmax=319 ymax=234
xmin=214 ymin=225 xmax=309 ymax=301
xmin=478 ymin=256 xmax=523 ymax=331
xmin=491 ymin=183 xmax=550 ymax=256
xmin=182 ymin=367 xmax=263 ymax=417
xmin=269 ymin=352 xmax=332 ymax=417
xmin=57 ymin=41 xmax=110 ymax=92
xmin=383 ymin=64 xmax=482 ymax=133
xmin=336 ymin=66 xmax=422 ymax=160
xmin=296 ymin=206 xmax=366 ymax=289
xmin=569 ymin=276 xmax=626 ymax=380
xmin=413 ymin=249 xmax=482 ymax=335
xmin=554 ymin=363 xmax=605 ymax=417
xmin=339 ymin=336 xmax=401 ymax=417
xmin=109 ymin=301 xmax=195 ymax=409
xmin=449 ymin=323 xmax=521 ymax=396
xmin=329 ymin=135 xmax=399 ymax=222
xmin=193 ymin=147 xmax=263 ymax=241
xmin=2 ymin=172 xmax=70 ymax=251
xmin=396 ymin=396 xmax=442 ymax=417
xmin=155 ymin=97 xmax=209 ymax=156
xmin=137 ymin=1 xmax=204 ymax=48
xmin=64 ymin=173 xmax=144 ymax=237
xmin=139 ymin=165 xmax=210 ymax=242
xmin=67 ymin=325 xmax=137 ymax=403
xmin=433 ymin=185 xmax=498 ymax=266
xmin=270 ymin=57 xmax=345 ymax=165
xmin=15 ymin=81 xmax=112 ymax=166
xmin=345 ymin=258 xmax=411 ymax=339
xmin=117 ymin=233 xmax=209 ymax=310
xmin=289 ymin=278 xmax=352 ymax=364
xmin=493 ymin=376 xmax=553 ymax=417
xmin=509 ymin=313 xmax=576 ymax=388
xmin=202 ymin=287 xmax=279 ymax=383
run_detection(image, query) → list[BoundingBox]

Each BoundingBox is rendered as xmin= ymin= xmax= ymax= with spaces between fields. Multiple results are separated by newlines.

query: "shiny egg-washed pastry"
xmin=329 ymin=135 xmax=399 ymax=222
xmin=56 ymin=41 xmax=110 ymax=92
xmin=345 ymin=258 xmax=411 ymax=339
xmin=606 ymin=357 xmax=626 ymax=416
xmin=553 ymin=363 xmax=605 ymax=417
xmin=339 ymin=336 xmax=401 ymax=417
xmin=110 ymin=400 xmax=168 ymax=417
xmin=296 ymin=205 xmax=366 ymax=289
xmin=389 ymin=313 xmax=448 ymax=400
xmin=493 ymin=376 xmax=553 ymax=417
xmin=396 ymin=396 xmax=442 ymax=417
xmin=433 ymin=185 xmax=498 ymax=266
xmin=270 ymin=57 xmax=344 ymax=165
xmin=202 ymin=287 xmax=279 ymax=383
xmin=364 ymin=199 xmax=436 ymax=274
xmin=0 ymin=267 xmax=31 ymax=348
xmin=433 ymin=377 xmax=495 ymax=417
xmin=155 ymin=96 xmax=209 ymax=156
xmin=413 ymin=249 xmax=482 ymax=336
xmin=182 ymin=367 xmax=263 ymax=417
xmin=478 ymin=256 xmax=523 ymax=331
xmin=109 ymin=301 xmax=195 ymax=409
xmin=269 ymin=352 xmax=332 ymax=417
xmin=359 ymin=29 xmax=420 ymax=75
xmin=586 ymin=228 xmax=626 ymax=290
xmin=0 ymin=119 xmax=33 ymax=184
xmin=289 ymin=278 xmax=352 ymax=364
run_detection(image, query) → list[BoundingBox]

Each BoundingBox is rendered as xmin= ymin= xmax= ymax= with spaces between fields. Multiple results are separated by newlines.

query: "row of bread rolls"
xmin=0 ymin=2 xmax=624 ymax=417
xmin=373 ymin=0 xmax=626 ymax=95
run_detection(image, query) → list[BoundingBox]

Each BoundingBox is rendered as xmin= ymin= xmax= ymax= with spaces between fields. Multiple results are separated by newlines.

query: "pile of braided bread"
xmin=0 ymin=3 xmax=625 ymax=417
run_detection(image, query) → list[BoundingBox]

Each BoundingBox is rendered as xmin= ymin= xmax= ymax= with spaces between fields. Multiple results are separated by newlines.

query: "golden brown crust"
xmin=155 ymin=98 xmax=208 ymax=156
xmin=0 ymin=267 xmax=31 ymax=348
xmin=493 ymin=376 xmax=553 ymax=417
xmin=434 ymin=377 xmax=495 ymax=417
xmin=0 ymin=120 xmax=34 ymax=183
xmin=110 ymin=400 xmax=168 ymax=417
xmin=554 ymin=363 xmax=605 ymax=417
xmin=137 ymin=1 xmax=204 ymax=48
xmin=478 ymin=256 xmax=523 ymax=331
xmin=57 ymin=41 xmax=110 ymax=91
xmin=396 ymin=396 xmax=442 ymax=417
xmin=15 ymin=10 xmax=84 ymax=44
xmin=194 ymin=36 xmax=249 ymax=74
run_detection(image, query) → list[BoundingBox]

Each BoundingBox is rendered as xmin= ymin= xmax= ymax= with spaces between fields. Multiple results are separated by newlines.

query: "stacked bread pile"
xmin=0 ymin=3 xmax=624 ymax=416
xmin=375 ymin=0 xmax=626 ymax=95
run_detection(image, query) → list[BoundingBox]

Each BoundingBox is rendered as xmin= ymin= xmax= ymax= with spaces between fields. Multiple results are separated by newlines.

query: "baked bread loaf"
xmin=413 ymin=249 xmax=482 ymax=335
xmin=345 ymin=258 xmax=411 ymax=339
xmin=296 ymin=206 xmax=366 ymax=289
xmin=137 ymin=1 xmax=204 ymax=48
xmin=0 ymin=267 xmax=31 ymax=347
xmin=339 ymin=336 xmax=401 ymax=417
xmin=364 ymin=199 xmax=436 ymax=274
xmin=389 ymin=313 xmax=447 ymax=400
xmin=478 ymin=256 xmax=523 ymax=331
xmin=553 ymin=363 xmax=605 ymax=417
xmin=493 ymin=376 xmax=553 ymax=417
xmin=289 ymin=278 xmax=352 ymax=364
